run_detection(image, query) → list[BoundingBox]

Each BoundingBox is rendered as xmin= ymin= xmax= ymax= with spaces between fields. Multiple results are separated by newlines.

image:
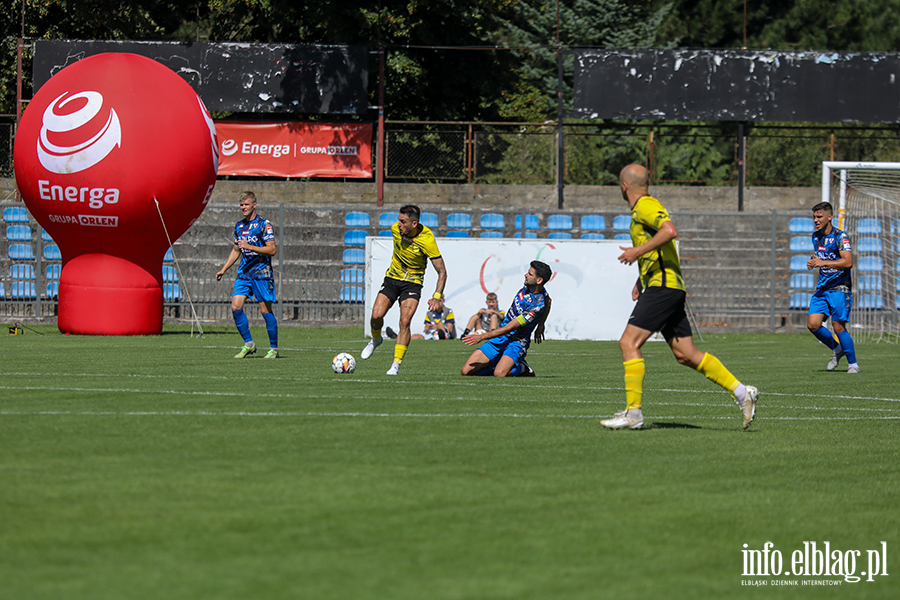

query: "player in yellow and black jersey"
xmin=600 ymin=164 xmax=759 ymax=431
xmin=360 ymin=204 xmax=447 ymax=375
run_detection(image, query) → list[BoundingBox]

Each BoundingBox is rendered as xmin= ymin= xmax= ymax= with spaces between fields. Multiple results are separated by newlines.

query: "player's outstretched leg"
xmin=601 ymin=358 xmax=645 ymax=430
xmin=263 ymin=312 xmax=278 ymax=358
xmin=695 ymin=353 xmax=758 ymax=429
xmin=835 ymin=329 xmax=860 ymax=373
xmin=361 ymin=335 xmax=383 ymax=359
xmin=232 ymin=308 xmax=256 ymax=358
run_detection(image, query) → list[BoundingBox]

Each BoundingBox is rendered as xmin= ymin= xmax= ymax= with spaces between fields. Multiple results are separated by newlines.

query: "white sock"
xmin=734 ymin=383 xmax=747 ymax=402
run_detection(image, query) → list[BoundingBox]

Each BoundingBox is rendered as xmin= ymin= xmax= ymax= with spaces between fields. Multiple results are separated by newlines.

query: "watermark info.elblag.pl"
xmin=742 ymin=541 xmax=889 ymax=586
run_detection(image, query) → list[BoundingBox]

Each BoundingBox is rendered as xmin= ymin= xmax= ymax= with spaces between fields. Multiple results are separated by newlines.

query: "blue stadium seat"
xmin=164 ymin=248 xmax=174 ymax=262
xmin=857 ymin=256 xmax=883 ymax=272
xmin=548 ymin=232 xmax=572 ymax=239
xmin=790 ymin=293 xmax=811 ymax=309
xmin=46 ymin=264 xmax=61 ymax=280
xmin=612 ymin=215 xmax=631 ymax=231
xmin=447 ymin=213 xmax=472 ymax=229
xmin=790 ymin=255 xmax=809 ymax=271
xmin=480 ymin=231 xmax=503 ymax=238
xmin=856 ymin=218 xmax=882 ymax=235
xmin=420 ymin=212 xmax=439 ymax=228
xmin=8 ymin=244 xmax=35 ymax=260
xmin=6 ymin=225 xmax=32 ymax=241
xmin=162 ymin=266 xmax=179 ymax=283
xmin=789 ymin=236 xmax=812 ymax=252
xmin=340 ymin=268 xmax=365 ymax=284
xmin=11 ymin=281 xmax=37 ymax=299
xmin=10 ymin=264 xmax=35 ymax=280
xmin=514 ymin=214 xmax=539 ymax=231
xmin=480 ymin=213 xmax=505 ymax=229
xmin=858 ymin=275 xmax=882 ymax=291
xmin=378 ymin=212 xmax=399 ymax=228
xmin=378 ymin=230 xmax=393 ymax=237
xmin=344 ymin=230 xmax=367 ymax=246
xmin=513 ymin=231 xmax=538 ymax=239
xmin=342 ymin=248 xmax=365 ymax=264
xmin=164 ymin=283 xmax=182 ymax=301
xmin=344 ymin=211 xmax=370 ymax=227
xmin=614 ymin=233 xmax=630 ymax=241
xmin=43 ymin=245 xmax=62 ymax=260
xmin=340 ymin=286 xmax=365 ymax=302
xmin=446 ymin=230 xmax=470 ymax=238
xmin=857 ymin=237 xmax=882 ymax=253
xmin=789 ymin=217 xmax=814 ymax=233
xmin=859 ymin=294 xmax=884 ymax=310
xmin=789 ymin=273 xmax=814 ymax=290
xmin=45 ymin=282 xmax=59 ymax=300
xmin=580 ymin=215 xmax=606 ymax=232
xmin=3 ymin=207 xmax=28 ymax=223
xmin=547 ymin=214 xmax=573 ymax=231
xmin=41 ymin=229 xmax=54 ymax=242
xmin=581 ymin=233 xmax=605 ymax=240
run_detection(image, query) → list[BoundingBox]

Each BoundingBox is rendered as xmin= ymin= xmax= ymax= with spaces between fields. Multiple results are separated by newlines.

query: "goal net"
xmin=822 ymin=162 xmax=899 ymax=343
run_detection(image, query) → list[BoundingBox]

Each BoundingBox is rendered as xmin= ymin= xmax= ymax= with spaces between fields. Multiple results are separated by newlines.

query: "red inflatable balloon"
xmin=14 ymin=53 xmax=218 ymax=335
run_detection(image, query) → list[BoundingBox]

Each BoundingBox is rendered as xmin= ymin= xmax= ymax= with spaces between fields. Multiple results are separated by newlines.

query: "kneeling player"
xmin=460 ymin=261 xmax=552 ymax=377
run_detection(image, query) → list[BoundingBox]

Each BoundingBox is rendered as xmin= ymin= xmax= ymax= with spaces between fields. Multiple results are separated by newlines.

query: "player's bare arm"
xmin=427 ymin=256 xmax=448 ymax=312
xmin=618 ymin=220 xmax=678 ymax=265
xmin=216 ymin=246 xmax=242 ymax=280
xmin=533 ymin=297 xmax=551 ymax=344
xmin=237 ymin=239 xmax=277 ymax=256
xmin=807 ymin=249 xmax=852 ymax=270
xmin=462 ymin=318 xmax=521 ymax=346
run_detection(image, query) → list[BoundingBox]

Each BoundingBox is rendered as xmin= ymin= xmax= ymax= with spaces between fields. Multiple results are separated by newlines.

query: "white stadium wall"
xmin=365 ymin=237 xmax=638 ymax=341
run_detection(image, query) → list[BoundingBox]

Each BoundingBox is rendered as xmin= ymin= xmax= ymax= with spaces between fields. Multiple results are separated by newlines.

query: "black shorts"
xmin=378 ymin=277 xmax=423 ymax=304
xmin=629 ymin=286 xmax=692 ymax=341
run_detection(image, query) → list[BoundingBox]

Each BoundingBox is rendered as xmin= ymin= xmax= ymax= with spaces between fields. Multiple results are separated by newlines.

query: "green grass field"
xmin=1 ymin=324 xmax=897 ymax=599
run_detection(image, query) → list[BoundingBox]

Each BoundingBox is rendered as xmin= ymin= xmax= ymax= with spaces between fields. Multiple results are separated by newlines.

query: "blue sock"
xmin=263 ymin=312 xmax=278 ymax=348
xmin=233 ymin=309 xmax=253 ymax=344
xmin=836 ymin=330 xmax=857 ymax=364
xmin=812 ymin=327 xmax=838 ymax=350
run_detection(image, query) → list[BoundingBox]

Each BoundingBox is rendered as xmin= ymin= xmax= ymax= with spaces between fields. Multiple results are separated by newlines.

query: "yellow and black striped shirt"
xmin=630 ymin=195 xmax=685 ymax=292
xmin=384 ymin=223 xmax=442 ymax=285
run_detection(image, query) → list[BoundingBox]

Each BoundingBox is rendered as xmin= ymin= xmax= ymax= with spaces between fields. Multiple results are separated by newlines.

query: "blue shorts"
xmin=809 ymin=287 xmax=851 ymax=323
xmin=233 ymin=278 xmax=277 ymax=304
xmin=478 ymin=336 xmax=528 ymax=370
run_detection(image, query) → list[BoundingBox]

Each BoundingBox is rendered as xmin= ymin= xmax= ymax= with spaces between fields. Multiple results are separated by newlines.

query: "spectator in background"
xmin=462 ymin=292 xmax=504 ymax=337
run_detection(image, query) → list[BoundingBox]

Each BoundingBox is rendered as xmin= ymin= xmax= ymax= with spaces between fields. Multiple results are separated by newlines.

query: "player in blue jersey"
xmin=215 ymin=191 xmax=279 ymax=359
xmin=460 ymin=261 xmax=552 ymax=377
xmin=806 ymin=201 xmax=860 ymax=373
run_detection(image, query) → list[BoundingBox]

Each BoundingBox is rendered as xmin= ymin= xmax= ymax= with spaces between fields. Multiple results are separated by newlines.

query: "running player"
xmin=806 ymin=201 xmax=859 ymax=373
xmin=460 ymin=261 xmax=552 ymax=377
xmin=215 ymin=191 xmax=279 ymax=359
xmin=361 ymin=204 xmax=447 ymax=375
xmin=601 ymin=164 xmax=758 ymax=430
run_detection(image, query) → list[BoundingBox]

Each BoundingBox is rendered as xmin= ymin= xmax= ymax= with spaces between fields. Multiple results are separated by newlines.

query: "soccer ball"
xmin=332 ymin=352 xmax=356 ymax=374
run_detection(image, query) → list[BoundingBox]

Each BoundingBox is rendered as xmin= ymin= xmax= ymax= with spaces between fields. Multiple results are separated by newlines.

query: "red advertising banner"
xmin=215 ymin=122 xmax=373 ymax=178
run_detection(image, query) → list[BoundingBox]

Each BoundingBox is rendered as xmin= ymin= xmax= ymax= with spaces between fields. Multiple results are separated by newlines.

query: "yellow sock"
xmin=623 ymin=358 xmax=645 ymax=411
xmin=371 ymin=327 xmax=382 ymax=340
xmin=696 ymin=353 xmax=739 ymax=394
xmin=394 ymin=344 xmax=408 ymax=364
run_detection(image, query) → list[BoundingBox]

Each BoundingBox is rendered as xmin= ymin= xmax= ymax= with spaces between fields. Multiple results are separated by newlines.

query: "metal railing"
xmin=5 ymin=204 xmax=894 ymax=332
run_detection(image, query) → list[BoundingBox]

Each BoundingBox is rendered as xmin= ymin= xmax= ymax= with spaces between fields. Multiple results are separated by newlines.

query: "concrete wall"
xmin=3 ymin=177 xmax=821 ymax=214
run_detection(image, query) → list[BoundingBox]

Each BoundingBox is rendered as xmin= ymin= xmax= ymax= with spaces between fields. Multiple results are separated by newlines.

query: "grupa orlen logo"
xmin=37 ymin=91 xmax=121 ymax=175
xmin=221 ymin=139 xmax=239 ymax=157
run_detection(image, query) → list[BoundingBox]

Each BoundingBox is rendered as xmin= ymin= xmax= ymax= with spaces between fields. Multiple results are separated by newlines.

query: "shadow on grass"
xmin=648 ymin=422 xmax=703 ymax=430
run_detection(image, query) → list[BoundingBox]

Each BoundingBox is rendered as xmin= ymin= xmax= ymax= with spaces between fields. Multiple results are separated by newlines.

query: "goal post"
xmin=821 ymin=162 xmax=899 ymax=343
